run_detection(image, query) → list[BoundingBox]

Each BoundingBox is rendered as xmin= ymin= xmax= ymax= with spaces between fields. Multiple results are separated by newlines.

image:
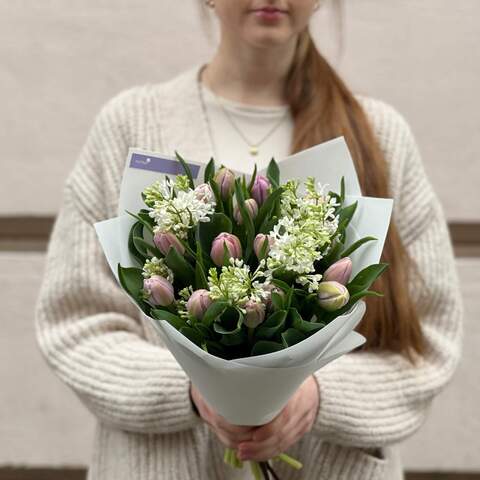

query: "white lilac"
xmin=208 ymin=258 xmax=270 ymax=307
xmin=142 ymin=256 xmax=174 ymax=283
xmin=146 ymin=178 xmax=215 ymax=239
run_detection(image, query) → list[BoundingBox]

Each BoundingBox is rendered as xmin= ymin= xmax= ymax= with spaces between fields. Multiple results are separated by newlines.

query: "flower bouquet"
xmin=94 ymin=137 xmax=393 ymax=479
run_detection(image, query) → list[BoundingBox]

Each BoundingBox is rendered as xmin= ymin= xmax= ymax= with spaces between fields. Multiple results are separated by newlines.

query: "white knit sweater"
xmin=34 ymin=63 xmax=463 ymax=480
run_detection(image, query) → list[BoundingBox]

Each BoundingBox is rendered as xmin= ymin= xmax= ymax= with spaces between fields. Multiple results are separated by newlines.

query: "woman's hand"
xmin=190 ymin=383 xmax=256 ymax=449
xmin=237 ymin=375 xmax=320 ymax=462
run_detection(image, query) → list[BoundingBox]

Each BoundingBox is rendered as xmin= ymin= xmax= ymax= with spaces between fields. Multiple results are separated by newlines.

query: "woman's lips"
xmin=252 ymin=7 xmax=287 ymax=22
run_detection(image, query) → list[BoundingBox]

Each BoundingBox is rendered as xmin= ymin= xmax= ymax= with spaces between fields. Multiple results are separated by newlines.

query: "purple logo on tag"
xmin=130 ymin=153 xmax=200 ymax=178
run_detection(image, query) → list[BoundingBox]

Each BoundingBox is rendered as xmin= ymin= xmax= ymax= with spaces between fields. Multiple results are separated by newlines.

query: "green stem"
xmin=249 ymin=461 xmax=263 ymax=480
xmin=273 ymin=452 xmax=303 ymax=470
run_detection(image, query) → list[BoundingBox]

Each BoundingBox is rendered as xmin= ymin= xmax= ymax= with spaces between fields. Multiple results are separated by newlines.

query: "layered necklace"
xmin=197 ymin=64 xmax=290 ymax=158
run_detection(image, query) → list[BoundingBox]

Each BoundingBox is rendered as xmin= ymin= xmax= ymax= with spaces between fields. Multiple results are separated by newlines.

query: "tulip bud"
xmin=210 ymin=232 xmax=243 ymax=266
xmin=214 ymin=167 xmax=235 ymax=200
xmin=186 ymin=289 xmax=212 ymax=319
xmin=143 ymin=275 xmax=174 ymax=306
xmin=317 ymin=281 xmax=350 ymax=312
xmin=194 ymin=183 xmax=215 ymax=204
xmin=233 ymin=198 xmax=258 ymax=225
xmin=253 ymin=233 xmax=273 ymax=259
xmin=244 ymin=300 xmax=266 ymax=328
xmin=323 ymin=257 xmax=352 ymax=285
xmin=153 ymin=231 xmax=185 ymax=256
xmin=251 ymin=175 xmax=270 ymax=206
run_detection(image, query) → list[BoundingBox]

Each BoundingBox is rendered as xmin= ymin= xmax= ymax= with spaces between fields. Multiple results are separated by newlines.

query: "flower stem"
xmin=273 ymin=452 xmax=303 ymax=469
xmin=249 ymin=461 xmax=264 ymax=480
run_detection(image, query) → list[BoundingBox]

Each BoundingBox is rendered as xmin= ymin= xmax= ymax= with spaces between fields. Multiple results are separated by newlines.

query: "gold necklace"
xmin=200 ymin=66 xmax=290 ymax=157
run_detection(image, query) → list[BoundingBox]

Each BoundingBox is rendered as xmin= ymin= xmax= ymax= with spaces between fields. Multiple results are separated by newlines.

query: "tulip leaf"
xmin=164 ymin=247 xmax=195 ymax=288
xmin=247 ymin=163 xmax=258 ymax=193
xmin=255 ymin=310 xmax=287 ymax=340
xmin=180 ymin=326 xmax=203 ymax=347
xmin=150 ymin=309 xmax=185 ymax=330
xmin=202 ymin=301 xmax=230 ymax=327
xmin=251 ymin=340 xmax=285 ymax=356
xmin=174 ymin=150 xmax=195 ymax=189
xmin=271 ymin=278 xmax=292 ymax=291
xmin=203 ymin=339 xmax=226 ymax=357
xmin=289 ymin=308 xmax=326 ymax=334
xmin=281 ymin=328 xmax=306 ymax=347
xmin=266 ymin=157 xmax=280 ymax=188
xmin=337 ymin=201 xmax=358 ymax=238
xmin=133 ymin=236 xmax=163 ymax=258
xmin=128 ymin=222 xmax=147 ymax=266
xmin=208 ymin=178 xmax=224 ymax=213
xmin=234 ymin=179 xmax=255 ymax=260
xmin=340 ymin=176 xmax=345 ymax=204
xmin=194 ymin=241 xmax=209 ymax=290
xmin=271 ymin=291 xmax=284 ymax=311
xmin=117 ymin=264 xmax=148 ymax=312
xmin=220 ymin=329 xmax=247 ymax=346
xmin=196 ymin=212 xmax=232 ymax=254
xmin=255 ymin=186 xmax=284 ymax=232
xmin=125 ymin=210 xmax=154 ymax=235
xmin=347 ymin=262 xmax=389 ymax=295
xmin=204 ymin=157 xmax=215 ymax=183
xmin=340 ymin=236 xmax=377 ymax=259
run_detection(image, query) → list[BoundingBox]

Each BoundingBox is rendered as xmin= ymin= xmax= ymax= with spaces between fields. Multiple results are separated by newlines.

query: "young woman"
xmin=35 ymin=1 xmax=463 ymax=479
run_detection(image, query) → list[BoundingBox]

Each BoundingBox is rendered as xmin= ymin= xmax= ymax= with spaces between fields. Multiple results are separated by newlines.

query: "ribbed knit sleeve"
xmin=312 ymin=106 xmax=463 ymax=448
xmin=34 ymin=92 xmax=203 ymax=434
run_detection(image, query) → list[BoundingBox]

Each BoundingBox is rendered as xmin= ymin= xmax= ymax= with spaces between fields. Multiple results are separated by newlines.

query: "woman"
xmin=35 ymin=1 xmax=463 ymax=479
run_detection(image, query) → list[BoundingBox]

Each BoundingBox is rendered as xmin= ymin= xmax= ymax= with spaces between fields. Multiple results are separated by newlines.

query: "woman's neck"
xmin=201 ymin=33 xmax=297 ymax=107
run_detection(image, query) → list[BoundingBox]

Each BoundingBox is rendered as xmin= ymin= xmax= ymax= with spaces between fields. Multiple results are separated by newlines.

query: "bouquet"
xmin=95 ymin=137 xmax=393 ymax=479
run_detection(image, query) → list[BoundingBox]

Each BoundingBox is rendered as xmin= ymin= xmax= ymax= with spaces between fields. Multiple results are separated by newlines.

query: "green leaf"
xmin=271 ymin=278 xmax=291 ymax=291
xmin=251 ymin=340 xmax=285 ymax=356
xmin=266 ymin=157 xmax=280 ymax=188
xmin=180 ymin=326 xmax=203 ymax=347
xmin=234 ymin=179 xmax=255 ymax=260
xmin=247 ymin=163 xmax=258 ymax=193
xmin=255 ymin=187 xmax=284 ymax=232
xmin=337 ymin=201 xmax=358 ymax=234
xmin=133 ymin=236 xmax=163 ymax=258
xmin=164 ymin=247 xmax=195 ymax=288
xmin=340 ymin=236 xmax=377 ymax=259
xmin=340 ymin=176 xmax=345 ymax=204
xmin=196 ymin=212 xmax=232 ymax=254
xmin=281 ymin=328 xmax=306 ymax=347
xmin=219 ymin=329 xmax=247 ymax=346
xmin=208 ymin=178 xmax=224 ymax=213
xmin=204 ymin=157 xmax=215 ymax=183
xmin=125 ymin=210 xmax=154 ymax=234
xmin=128 ymin=222 xmax=147 ymax=266
xmin=151 ymin=309 xmax=185 ymax=330
xmin=271 ymin=291 xmax=284 ymax=311
xmin=290 ymin=308 xmax=326 ymax=334
xmin=203 ymin=339 xmax=226 ymax=357
xmin=195 ymin=241 xmax=208 ymax=290
xmin=202 ymin=301 xmax=230 ymax=327
xmin=174 ymin=150 xmax=195 ymax=189
xmin=117 ymin=264 xmax=146 ymax=310
xmin=347 ymin=263 xmax=389 ymax=295
xmin=255 ymin=310 xmax=287 ymax=340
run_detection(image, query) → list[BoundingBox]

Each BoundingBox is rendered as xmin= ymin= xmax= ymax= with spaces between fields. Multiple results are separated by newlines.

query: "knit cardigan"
xmin=34 ymin=63 xmax=463 ymax=480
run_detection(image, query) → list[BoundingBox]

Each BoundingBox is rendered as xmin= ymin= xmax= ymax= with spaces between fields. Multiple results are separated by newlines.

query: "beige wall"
xmin=1 ymin=0 xmax=479 ymax=472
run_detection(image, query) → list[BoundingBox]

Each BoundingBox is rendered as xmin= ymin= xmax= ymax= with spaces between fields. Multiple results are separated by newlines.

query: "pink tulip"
xmin=210 ymin=232 xmax=242 ymax=266
xmin=251 ymin=175 xmax=270 ymax=206
xmin=186 ymin=289 xmax=212 ymax=319
xmin=253 ymin=233 xmax=274 ymax=259
xmin=153 ymin=231 xmax=185 ymax=256
xmin=214 ymin=167 xmax=235 ymax=200
xmin=233 ymin=198 xmax=258 ymax=225
xmin=323 ymin=257 xmax=352 ymax=285
xmin=143 ymin=275 xmax=174 ymax=307
xmin=317 ymin=281 xmax=350 ymax=312
xmin=194 ymin=183 xmax=214 ymax=203
xmin=244 ymin=300 xmax=266 ymax=328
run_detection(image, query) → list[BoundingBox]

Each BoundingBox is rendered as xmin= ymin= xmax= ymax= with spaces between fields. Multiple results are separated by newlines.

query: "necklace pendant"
xmin=249 ymin=145 xmax=259 ymax=156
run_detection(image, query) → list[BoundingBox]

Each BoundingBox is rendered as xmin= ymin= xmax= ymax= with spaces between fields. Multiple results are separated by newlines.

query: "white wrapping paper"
xmin=94 ymin=136 xmax=393 ymax=425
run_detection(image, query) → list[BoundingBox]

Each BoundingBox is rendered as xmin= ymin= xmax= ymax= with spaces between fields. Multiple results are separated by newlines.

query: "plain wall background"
xmin=1 ymin=0 xmax=479 ymax=472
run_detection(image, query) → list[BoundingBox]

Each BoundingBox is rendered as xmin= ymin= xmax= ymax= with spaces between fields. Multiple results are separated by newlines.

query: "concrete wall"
xmin=1 ymin=0 xmax=479 ymax=472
